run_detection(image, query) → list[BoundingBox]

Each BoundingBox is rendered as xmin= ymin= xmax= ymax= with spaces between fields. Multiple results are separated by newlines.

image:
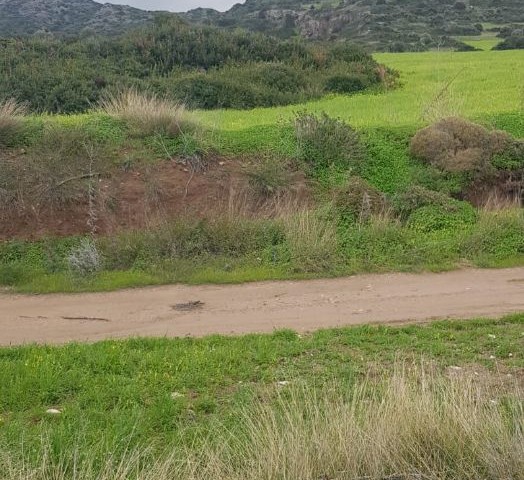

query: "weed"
xmin=67 ymin=238 xmax=102 ymax=277
xmin=283 ymin=209 xmax=340 ymax=273
xmin=0 ymin=98 xmax=27 ymax=147
xmin=243 ymin=155 xmax=293 ymax=198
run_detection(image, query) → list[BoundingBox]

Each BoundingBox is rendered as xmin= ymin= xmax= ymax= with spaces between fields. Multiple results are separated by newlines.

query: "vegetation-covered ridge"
xmin=0 ymin=0 xmax=156 ymax=36
xmin=0 ymin=90 xmax=522 ymax=293
xmin=183 ymin=0 xmax=524 ymax=52
xmin=0 ymin=17 xmax=391 ymax=114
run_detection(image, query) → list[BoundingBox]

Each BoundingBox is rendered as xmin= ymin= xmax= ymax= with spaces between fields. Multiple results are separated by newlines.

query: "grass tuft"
xmin=99 ymin=89 xmax=194 ymax=138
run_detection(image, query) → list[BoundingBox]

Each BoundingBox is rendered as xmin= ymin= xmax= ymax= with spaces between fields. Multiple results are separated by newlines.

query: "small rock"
xmin=508 ymin=353 xmax=513 ymax=357
xmin=489 ymin=355 xmax=496 ymax=360
xmin=219 ymin=161 xmax=225 ymax=166
xmin=277 ymin=381 xmax=290 ymax=387
xmin=46 ymin=409 xmax=61 ymax=415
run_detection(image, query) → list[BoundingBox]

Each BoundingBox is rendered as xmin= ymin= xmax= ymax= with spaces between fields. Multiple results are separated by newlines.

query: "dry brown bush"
xmin=410 ymin=117 xmax=514 ymax=173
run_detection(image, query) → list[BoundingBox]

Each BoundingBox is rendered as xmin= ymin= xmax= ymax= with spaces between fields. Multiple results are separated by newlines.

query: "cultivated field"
xmin=202 ymin=50 xmax=524 ymax=135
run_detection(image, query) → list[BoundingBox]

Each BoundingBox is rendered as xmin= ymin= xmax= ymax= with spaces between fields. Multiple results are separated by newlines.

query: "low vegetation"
xmin=0 ymin=98 xmax=27 ymax=147
xmin=1 ymin=315 xmax=523 ymax=480
xmin=0 ymin=84 xmax=522 ymax=292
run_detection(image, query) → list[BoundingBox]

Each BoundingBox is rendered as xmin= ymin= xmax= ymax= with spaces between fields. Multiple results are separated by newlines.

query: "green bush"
xmin=408 ymin=202 xmax=477 ymax=233
xmin=331 ymin=176 xmax=387 ymax=222
xmin=393 ymin=186 xmax=462 ymax=220
xmin=173 ymin=75 xmax=262 ymax=110
xmin=325 ymin=75 xmax=368 ymax=94
xmin=491 ymin=141 xmax=524 ymax=171
xmin=294 ymin=112 xmax=364 ymax=176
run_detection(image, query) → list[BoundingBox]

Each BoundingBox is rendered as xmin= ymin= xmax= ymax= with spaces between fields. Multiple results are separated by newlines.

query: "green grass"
xmin=457 ymin=37 xmax=502 ymax=51
xmin=199 ymin=50 xmax=523 ymax=139
xmin=0 ymin=314 xmax=522 ymax=472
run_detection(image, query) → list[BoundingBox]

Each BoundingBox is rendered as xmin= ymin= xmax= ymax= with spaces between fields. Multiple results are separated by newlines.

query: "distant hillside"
xmin=0 ymin=0 xmax=156 ymax=36
xmin=182 ymin=0 xmax=524 ymax=51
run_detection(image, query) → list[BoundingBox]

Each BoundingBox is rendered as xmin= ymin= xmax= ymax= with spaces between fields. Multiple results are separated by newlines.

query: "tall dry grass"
xmin=99 ymin=89 xmax=193 ymax=137
xmin=0 ymin=98 xmax=27 ymax=146
xmin=2 ymin=367 xmax=522 ymax=480
xmin=283 ymin=209 xmax=340 ymax=273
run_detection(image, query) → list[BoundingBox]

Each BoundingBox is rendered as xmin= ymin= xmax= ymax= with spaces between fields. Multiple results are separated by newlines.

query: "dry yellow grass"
xmin=2 ymin=367 xmax=522 ymax=480
xmin=0 ymin=98 xmax=27 ymax=145
xmin=98 ymin=89 xmax=193 ymax=137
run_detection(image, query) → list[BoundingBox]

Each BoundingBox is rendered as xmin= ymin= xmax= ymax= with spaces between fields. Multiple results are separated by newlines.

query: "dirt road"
xmin=1 ymin=267 xmax=523 ymax=346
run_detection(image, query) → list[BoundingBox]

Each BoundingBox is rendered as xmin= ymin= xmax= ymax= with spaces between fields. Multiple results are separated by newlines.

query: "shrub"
xmin=243 ymin=155 xmax=293 ymax=198
xmin=173 ymin=75 xmax=262 ymax=110
xmin=393 ymin=185 xmax=463 ymax=220
xmin=99 ymin=218 xmax=285 ymax=271
xmin=491 ymin=140 xmax=524 ymax=171
xmin=99 ymin=89 xmax=193 ymax=137
xmin=324 ymin=74 xmax=368 ymax=94
xmin=331 ymin=176 xmax=387 ymax=222
xmin=294 ymin=112 xmax=364 ymax=176
xmin=0 ymin=124 xmax=110 ymax=213
xmin=410 ymin=117 xmax=514 ymax=173
xmin=253 ymin=63 xmax=308 ymax=93
xmin=67 ymin=238 xmax=102 ymax=277
xmin=408 ymin=201 xmax=477 ymax=233
xmin=0 ymin=98 xmax=27 ymax=147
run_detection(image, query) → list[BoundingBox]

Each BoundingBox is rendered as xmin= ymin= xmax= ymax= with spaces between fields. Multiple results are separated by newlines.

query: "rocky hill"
xmin=0 ymin=0 xmax=156 ymax=36
xmin=182 ymin=0 xmax=524 ymax=51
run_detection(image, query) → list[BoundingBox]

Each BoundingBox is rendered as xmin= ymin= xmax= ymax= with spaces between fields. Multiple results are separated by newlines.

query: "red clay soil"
xmin=0 ymin=158 xmax=308 ymax=241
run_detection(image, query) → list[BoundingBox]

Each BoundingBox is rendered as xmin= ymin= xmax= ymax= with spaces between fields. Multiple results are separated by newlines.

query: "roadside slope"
xmin=1 ymin=267 xmax=523 ymax=345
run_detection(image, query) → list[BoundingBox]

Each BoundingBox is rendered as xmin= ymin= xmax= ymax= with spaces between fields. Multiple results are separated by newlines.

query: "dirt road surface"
xmin=1 ymin=267 xmax=523 ymax=346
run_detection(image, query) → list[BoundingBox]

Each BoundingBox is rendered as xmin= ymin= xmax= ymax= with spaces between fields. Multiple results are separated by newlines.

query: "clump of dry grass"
xmin=410 ymin=117 xmax=513 ymax=173
xmin=0 ymin=98 xmax=28 ymax=146
xmin=3 ymin=367 xmax=522 ymax=480
xmin=243 ymin=154 xmax=293 ymax=198
xmin=99 ymin=89 xmax=194 ymax=137
xmin=283 ymin=209 xmax=340 ymax=273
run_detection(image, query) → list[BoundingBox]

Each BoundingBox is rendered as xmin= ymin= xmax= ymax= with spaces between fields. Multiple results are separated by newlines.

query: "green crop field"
xmin=200 ymin=50 xmax=523 ymax=136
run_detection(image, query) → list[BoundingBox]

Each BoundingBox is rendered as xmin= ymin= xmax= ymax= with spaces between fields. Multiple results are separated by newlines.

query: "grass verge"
xmin=0 ymin=314 xmax=522 ymax=479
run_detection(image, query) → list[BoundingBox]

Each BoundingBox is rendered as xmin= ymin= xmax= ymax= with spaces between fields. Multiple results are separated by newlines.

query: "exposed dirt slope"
xmin=1 ymin=267 xmax=523 ymax=346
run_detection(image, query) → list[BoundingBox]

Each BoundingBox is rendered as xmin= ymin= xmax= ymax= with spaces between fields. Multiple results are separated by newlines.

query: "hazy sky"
xmin=100 ymin=1 xmax=244 ymax=12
